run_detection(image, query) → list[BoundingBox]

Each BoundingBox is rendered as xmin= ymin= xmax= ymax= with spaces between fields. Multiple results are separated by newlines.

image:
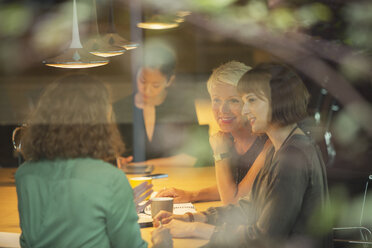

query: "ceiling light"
xmin=83 ymin=0 xmax=125 ymax=57
xmin=43 ymin=0 xmax=108 ymax=69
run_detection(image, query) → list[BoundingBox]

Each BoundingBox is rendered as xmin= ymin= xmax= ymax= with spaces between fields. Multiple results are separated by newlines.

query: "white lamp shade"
xmin=83 ymin=36 xmax=126 ymax=57
xmin=43 ymin=48 xmax=109 ymax=69
xmin=102 ymin=32 xmax=139 ymax=50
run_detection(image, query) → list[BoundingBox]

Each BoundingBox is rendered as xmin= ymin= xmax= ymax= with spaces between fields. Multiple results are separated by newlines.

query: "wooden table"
xmin=0 ymin=166 xmax=221 ymax=247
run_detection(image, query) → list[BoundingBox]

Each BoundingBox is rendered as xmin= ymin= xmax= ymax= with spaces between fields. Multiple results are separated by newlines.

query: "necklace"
xmin=272 ymin=124 xmax=298 ymax=159
xmin=281 ymin=125 xmax=298 ymax=149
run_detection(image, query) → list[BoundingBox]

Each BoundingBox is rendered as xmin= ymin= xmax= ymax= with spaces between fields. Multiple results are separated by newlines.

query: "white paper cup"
xmin=151 ymin=197 xmax=173 ymax=217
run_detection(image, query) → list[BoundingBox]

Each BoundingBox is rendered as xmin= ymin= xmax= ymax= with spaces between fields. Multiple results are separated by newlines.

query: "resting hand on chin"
xmin=209 ymin=131 xmax=233 ymax=154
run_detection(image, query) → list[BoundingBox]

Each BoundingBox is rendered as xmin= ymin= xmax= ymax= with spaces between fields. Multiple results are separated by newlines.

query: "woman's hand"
xmin=116 ymin=156 xmax=133 ymax=169
xmin=152 ymin=227 xmax=173 ymax=248
xmin=156 ymin=188 xmax=194 ymax=203
xmin=162 ymin=219 xmax=199 ymax=238
xmin=153 ymin=211 xmax=189 ymax=227
xmin=133 ymin=181 xmax=153 ymax=213
xmin=209 ymin=131 xmax=233 ymax=155
xmin=161 ymin=219 xmax=215 ymax=239
xmin=153 ymin=211 xmax=215 ymax=239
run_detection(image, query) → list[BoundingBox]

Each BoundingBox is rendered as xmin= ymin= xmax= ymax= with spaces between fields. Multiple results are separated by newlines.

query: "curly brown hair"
xmin=21 ymin=74 xmax=124 ymax=162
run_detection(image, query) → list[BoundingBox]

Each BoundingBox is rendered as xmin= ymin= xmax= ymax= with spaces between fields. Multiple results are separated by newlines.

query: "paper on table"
xmin=0 ymin=232 xmax=20 ymax=248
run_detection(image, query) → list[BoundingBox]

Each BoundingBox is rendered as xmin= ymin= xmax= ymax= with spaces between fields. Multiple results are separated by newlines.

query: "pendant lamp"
xmin=137 ymin=14 xmax=179 ymax=30
xmin=174 ymin=11 xmax=191 ymax=23
xmin=83 ymin=0 xmax=125 ymax=57
xmin=43 ymin=0 xmax=108 ymax=69
xmin=101 ymin=0 xmax=139 ymax=50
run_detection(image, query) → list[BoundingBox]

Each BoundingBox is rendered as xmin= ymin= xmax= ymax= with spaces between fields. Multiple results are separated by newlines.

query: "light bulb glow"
xmin=43 ymin=48 xmax=109 ymax=69
xmin=137 ymin=22 xmax=179 ymax=30
xmin=45 ymin=62 xmax=108 ymax=69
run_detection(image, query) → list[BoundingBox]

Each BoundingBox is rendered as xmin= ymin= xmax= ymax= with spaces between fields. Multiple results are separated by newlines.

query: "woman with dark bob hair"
xmin=153 ymin=63 xmax=332 ymax=248
xmin=16 ymin=74 xmax=170 ymax=248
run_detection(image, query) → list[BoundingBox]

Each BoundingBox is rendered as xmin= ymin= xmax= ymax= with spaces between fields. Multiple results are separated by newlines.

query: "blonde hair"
xmin=207 ymin=61 xmax=251 ymax=93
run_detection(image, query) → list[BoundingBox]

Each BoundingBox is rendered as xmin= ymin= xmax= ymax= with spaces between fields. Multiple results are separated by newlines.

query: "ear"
xmin=165 ymin=75 xmax=175 ymax=87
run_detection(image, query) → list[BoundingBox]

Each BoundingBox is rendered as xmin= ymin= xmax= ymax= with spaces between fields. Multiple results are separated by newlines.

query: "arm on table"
xmin=157 ymin=140 xmax=269 ymax=204
xmin=157 ymin=185 xmax=220 ymax=203
xmin=209 ymin=131 xmax=240 ymax=205
xmin=153 ymin=211 xmax=215 ymax=240
xmin=215 ymin=140 xmax=270 ymax=204
xmin=146 ymin=153 xmax=197 ymax=167
xmin=117 ymin=153 xmax=197 ymax=168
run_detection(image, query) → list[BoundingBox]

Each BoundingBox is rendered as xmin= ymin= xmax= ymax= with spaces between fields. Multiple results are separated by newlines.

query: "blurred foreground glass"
xmin=333 ymin=175 xmax=372 ymax=246
xmin=43 ymin=0 xmax=108 ymax=69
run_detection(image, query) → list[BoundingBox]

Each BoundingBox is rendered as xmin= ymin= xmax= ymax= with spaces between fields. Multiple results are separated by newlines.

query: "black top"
xmin=203 ymin=134 xmax=332 ymax=248
xmin=230 ymin=135 xmax=268 ymax=185
xmin=113 ymin=89 xmax=213 ymax=166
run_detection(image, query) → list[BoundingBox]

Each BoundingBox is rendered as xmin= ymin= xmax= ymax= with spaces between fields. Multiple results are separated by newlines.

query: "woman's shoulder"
xmin=70 ymin=158 xmax=126 ymax=180
xmin=16 ymin=158 xmax=126 ymax=184
xmin=284 ymin=134 xmax=316 ymax=154
xmin=275 ymin=134 xmax=317 ymax=171
xmin=113 ymin=95 xmax=135 ymax=123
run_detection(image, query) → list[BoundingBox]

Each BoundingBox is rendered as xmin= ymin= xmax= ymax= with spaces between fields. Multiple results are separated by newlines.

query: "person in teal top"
xmin=16 ymin=74 xmax=172 ymax=248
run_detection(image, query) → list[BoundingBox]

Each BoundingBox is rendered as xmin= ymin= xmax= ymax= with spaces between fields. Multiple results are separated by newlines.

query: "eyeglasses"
xmin=12 ymin=125 xmax=26 ymax=152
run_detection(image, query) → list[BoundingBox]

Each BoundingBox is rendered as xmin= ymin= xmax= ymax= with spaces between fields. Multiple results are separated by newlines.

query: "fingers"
xmin=128 ymin=160 xmax=147 ymax=166
xmin=157 ymin=188 xmax=190 ymax=203
xmin=162 ymin=220 xmax=180 ymax=238
xmin=160 ymin=216 xmax=174 ymax=225
xmin=172 ymin=197 xmax=185 ymax=204
xmin=153 ymin=210 xmax=173 ymax=227
xmin=156 ymin=188 xmax=177 ymax=198
xmin=116 ymin=156 xmax=134 ymax=168
xmin=125 ymin=156 xmax=133 ymax=163
xmin=156 ymin=187 xmax=166 ymax=195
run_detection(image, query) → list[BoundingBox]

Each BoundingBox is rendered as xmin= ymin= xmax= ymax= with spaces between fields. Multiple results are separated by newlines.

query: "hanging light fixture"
xmin=174 ymin=11 xmax=191 ymax=23
xmin=83 ymin=0 xmax=125 ymax=57
xmin=101 ymin=0 xmax=139 ymax=50
xmin=137 ymin=14 xmax=179 ymax=30
xmin=43 ymin=0 xmax=108 ymax=69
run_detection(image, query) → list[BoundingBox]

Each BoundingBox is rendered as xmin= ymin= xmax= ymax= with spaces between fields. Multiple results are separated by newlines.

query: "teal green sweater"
xmin=15 ymin=158 xmax=147 ymax=248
